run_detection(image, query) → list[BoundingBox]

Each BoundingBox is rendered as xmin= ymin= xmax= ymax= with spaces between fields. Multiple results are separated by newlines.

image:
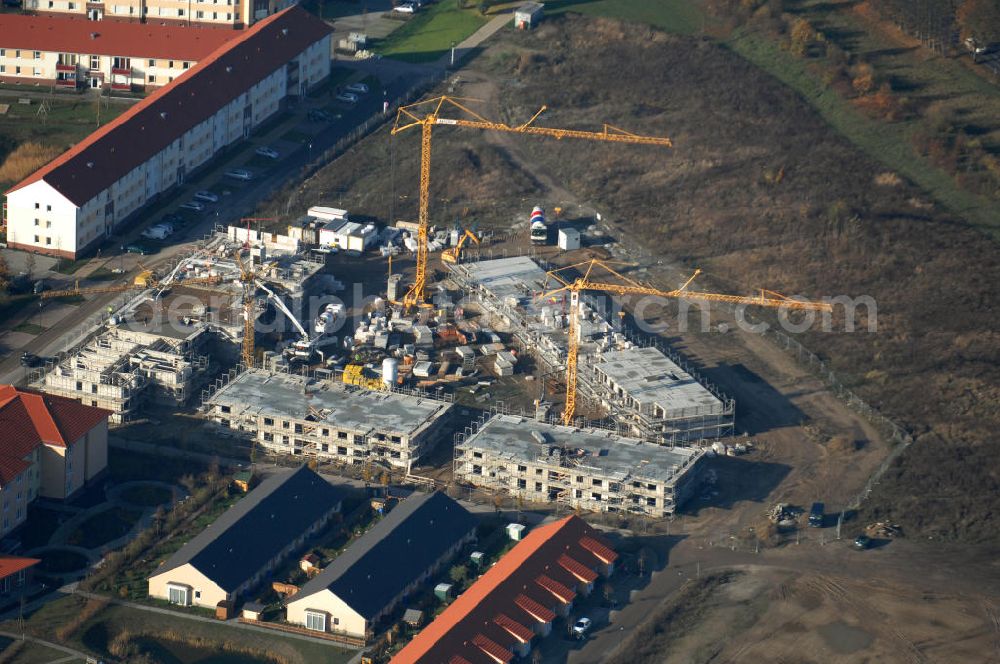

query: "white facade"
xmin=5 ymin=26 xmax=331 ymax=258
xmin=318 ymin=220 xmax=376 ymax=252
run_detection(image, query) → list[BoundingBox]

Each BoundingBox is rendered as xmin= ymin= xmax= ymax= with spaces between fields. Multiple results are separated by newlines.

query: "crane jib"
xmin=435 ymin=118 xmax=460 ymax=125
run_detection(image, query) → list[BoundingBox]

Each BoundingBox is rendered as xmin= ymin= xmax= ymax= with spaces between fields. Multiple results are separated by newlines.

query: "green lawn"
xmin=375 ymin=3 xmax=490 ymax=63
xmin=725 ymin=27 xmax=1000 ymax=236
xmin=542 ymin=0 xmax=706 ymax=35
xmin=119 ymin=485 xmax=173 ymax=508
xmin=66 ymin=507 xmax=142 ymax=549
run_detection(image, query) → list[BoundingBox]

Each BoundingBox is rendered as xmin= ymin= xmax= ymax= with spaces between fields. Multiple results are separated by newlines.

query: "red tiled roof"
xmin=471 ymin=634 xmax=512 ymax=664
xmin=580 ymin=535 xmax=618 ymax=564
xmin=6 ymin=6 xmax=332 ymax=206
xmin=0 ymin=15 xmax=239 ymax=61
xmin=535 ymin=574 xmax=575 ymax=604
xmin=391 ymin=516 xmax=617 ymax=664
xmin=558 ymin=554 xmax=598 ymax=583
xmin=0 ymin=557 xmax=40 ymax=579
xmin=493 ymin=614 xmax=533 ymax=644
xmin=448 ymin=657 xmax=473 ymax=664
xmin=0 ymin=385 xmax=109 ymax=484
xmin=513 ymin=594 xmax=555 ymax=623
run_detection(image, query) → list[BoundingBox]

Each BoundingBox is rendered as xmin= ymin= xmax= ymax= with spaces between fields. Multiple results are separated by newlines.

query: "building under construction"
xmin=37 ymin=323 xmax=212 ymax=422
xmin=202 ymin=370 xmax=454 ymax=472
xmin=454 ymin=414 xmax=705 ymax=516
xmin=450 ymin=256 xmax=733 ymax=442
xmin=592 ymin=346 xmax=734 ymax=442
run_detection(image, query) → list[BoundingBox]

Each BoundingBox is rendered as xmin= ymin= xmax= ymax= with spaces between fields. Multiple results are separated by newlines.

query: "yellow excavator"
xmin=441 ymin=228 xmax=480 ymax=265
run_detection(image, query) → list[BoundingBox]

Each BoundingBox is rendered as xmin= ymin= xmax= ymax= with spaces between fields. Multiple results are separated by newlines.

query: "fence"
xmin=237 ymin=617 xmax=366 ymax=648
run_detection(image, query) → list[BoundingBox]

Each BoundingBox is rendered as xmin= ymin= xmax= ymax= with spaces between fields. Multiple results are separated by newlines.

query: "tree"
xmin=0 ymin=253 xmax=10 ymax=295
xmin=449 ymin=564 xmax=468 ymax=584
xmin=790 ymin=18 xmax=814 ymax=56
xmin=852 ymin=63 xmax=876 ymax=96
xmin=24 ymin=253 xmax=35 ymax=282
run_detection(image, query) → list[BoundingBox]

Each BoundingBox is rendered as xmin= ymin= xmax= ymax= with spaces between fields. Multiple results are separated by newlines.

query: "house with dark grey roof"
xmin=286 ymin=491 xmax=477 ymax=640
xmin=148 ymin=465 xmax=342 ymax=610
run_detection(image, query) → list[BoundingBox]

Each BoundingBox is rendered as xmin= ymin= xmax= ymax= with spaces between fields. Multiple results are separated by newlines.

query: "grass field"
xmin=542 ymin=0 xmax=705 ymax=35
xmin=375 ymin=3 xmax=490 ymax=62
xmin=725 ymin=26 xmax=1000 ymax=237
xmin=0 ymin=96 xmax=129 ymax=190
xmin=66 ymin=507 xmax=142 ymax=549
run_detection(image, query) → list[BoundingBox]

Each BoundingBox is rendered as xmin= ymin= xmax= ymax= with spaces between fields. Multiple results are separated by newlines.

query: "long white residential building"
xmin=3 ymin=6 xmax=331 ymax=259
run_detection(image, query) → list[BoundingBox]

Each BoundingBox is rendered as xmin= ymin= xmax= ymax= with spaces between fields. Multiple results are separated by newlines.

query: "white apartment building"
xmin=3 ymin=7 xmax=331 ymax=259
xmin=0 ymin=15 xmax=238 ymax=90
xmin=23 ymin=0 xmax=298 ymax=27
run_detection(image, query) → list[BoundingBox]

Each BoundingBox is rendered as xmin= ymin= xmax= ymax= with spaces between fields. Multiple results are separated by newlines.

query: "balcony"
xmin=56 ymin=63 xmax=77 ymax=73
xmin=111 ymin=67 xmax=131 ymax=76
xmin=110 ymin=82 xmax=132 ymax=91
xmin=56 ymin=78 xmax=78 ymax=88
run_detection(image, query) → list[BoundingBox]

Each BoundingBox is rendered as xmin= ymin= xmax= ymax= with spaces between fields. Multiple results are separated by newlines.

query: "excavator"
xmin=441 ymin=228 xmax=480 ymax=265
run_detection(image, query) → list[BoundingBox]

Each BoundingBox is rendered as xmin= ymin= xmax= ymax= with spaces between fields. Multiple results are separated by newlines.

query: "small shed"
xmin=216 ymin=599 xmax=235 ymax=620
xmin=514 ymin=2 xmax=543 ymax=29
xmin=558 ymin=227 xmax=581 ymax=251
xmin=403 ymin=608 xmax=424 ymax=627
xmin=506 ymin=523 xmax=526 ymax=541
xmin=299 ymin=553 xmax=321 ymax=575
xmin=434 ymin=583 xmax=453 ymax=601
xmin=242 ymin=601 xmax=265 ymax=621
xmin=470 ymin=551 xmax=485 ymax=568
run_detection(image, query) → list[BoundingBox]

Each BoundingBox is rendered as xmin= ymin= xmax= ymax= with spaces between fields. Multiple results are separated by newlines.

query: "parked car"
xmin=20 ymin=352 xmax=39 ymax=368
xmin=307 ymin=109 xmax=334 ymax=122
xmin=572 ymin=617 xmax=592 ymax=638
xmin=194 ymin=190 xmax=219 ymax=203
xmin=854 ymin=534 xmax=872 ymax=550
xmin=125 ymin=243 xmax=154 ymax=255
xmin=345 ymin=82 xmax=369 ymax=94
xmin=393 ymin=2 xmax=416 ymax=13
xmin=808 ymin=502 xmax=824 ymax=528
xmin=255 ymin=146 xmax=280 ymax=159
xmin=224 ymin=169 xmax=254 ymax=181
xmin=336 ymin=92 xmax=359 ymax=104
xmin=179 ymin=200 xmax=206 ymax=212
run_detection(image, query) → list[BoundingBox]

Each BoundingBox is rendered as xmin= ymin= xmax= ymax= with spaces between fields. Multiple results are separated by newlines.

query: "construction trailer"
xmin=203 ymin=370 xmax=454 ymax=472
xmin=514 ymin=2 xmax=543 ymax=29
xmin=454 ymin=414 xmax=706 ymax=517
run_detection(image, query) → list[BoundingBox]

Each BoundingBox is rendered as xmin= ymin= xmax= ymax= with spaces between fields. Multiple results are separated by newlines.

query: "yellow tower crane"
xmin=539 ymin=260 xmax=834 ymax=426
xmin=234 ymin=251 xmax=261 ymax=369
xmin=390 ymin=95 xmax=673 ymax=308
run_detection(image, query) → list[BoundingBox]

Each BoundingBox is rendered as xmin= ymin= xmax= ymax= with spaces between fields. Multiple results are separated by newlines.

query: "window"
xmin=196 ymin=10 xmax=203 ymax=17
xmin=90 ymin=55 xmax=99 ymax=70
xmin=148 ymin=75 xmax=155 ymax=83
xmin=167 ymin=585 xmax=189 ymax=606
xmin=647 ymin=483 xmax=656 ymax=490
xmin=33 ymin=219 xmax=39 ymax=226
xmin=148 ymin=59 xmax=155 ymax=66
xmin=15 ymin=66 xmax=20 ymax=75
xmin=220 ymin=405 xmax=231 ymax=413
xmin=45 ymin=221 xmax=51 ymax=228
xmin=646 ymin=497 xmax=657 ymax=506
xmin=517 ymin=465 xmax=527 ymax=472
xmin=168 ymin=60 xmax=174 ymax=68
xmin=0 ymin=50 xmax=4 ymax=57
xmin=178 ymin=8 xmax=184 ymax=16
xmin=68 ymin=2 xmax=75 ymax=8
xmin=46 ymin=204 xmax=51 ymax=211
xmin=472 ymin=465 xmax=482 ymax=476
xmin=305 ymin=611 xmax=326 ymax=632
xmin=183 ymin=61 xmax=190 ymax=69
xmin=263 ymin=432 xmax=273 ymax=442
xmin=263 ymin=417 xmax=274 ymax=426
xmin=535 ymin=482 xmax=543 ymax=491
xmin=592 ymin=478 xmax=603 ymax=486
xmin=34 ymin=203 xmax=39 ymax=209
xmin=33 ymin=235 xmax=39 ymax=243
xmin=591 ymin=492 xmax=602 ymax=501
xmin=33 ymin=68 xmax=41 ymax=77
xmin=33 ymin=51 xmax=40 ymax=60
xmin=472 ymin=451 xmax=483 ymax=459
xmin=337 ymin=446 xmax=347 ymax=455
xmin=517 ymin=479 xmax=526 ymax=489
xmin=14 ymin=50 xmax=20 ymax=59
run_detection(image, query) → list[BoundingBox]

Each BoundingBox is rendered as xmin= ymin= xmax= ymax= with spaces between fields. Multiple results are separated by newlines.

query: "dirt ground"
xmin=608 ymin=566 xmax=1000 ymax=664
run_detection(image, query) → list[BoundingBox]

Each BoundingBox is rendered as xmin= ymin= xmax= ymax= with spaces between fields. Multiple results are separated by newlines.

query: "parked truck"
xmin=529 ymin=206 xmax=548 ymax=245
